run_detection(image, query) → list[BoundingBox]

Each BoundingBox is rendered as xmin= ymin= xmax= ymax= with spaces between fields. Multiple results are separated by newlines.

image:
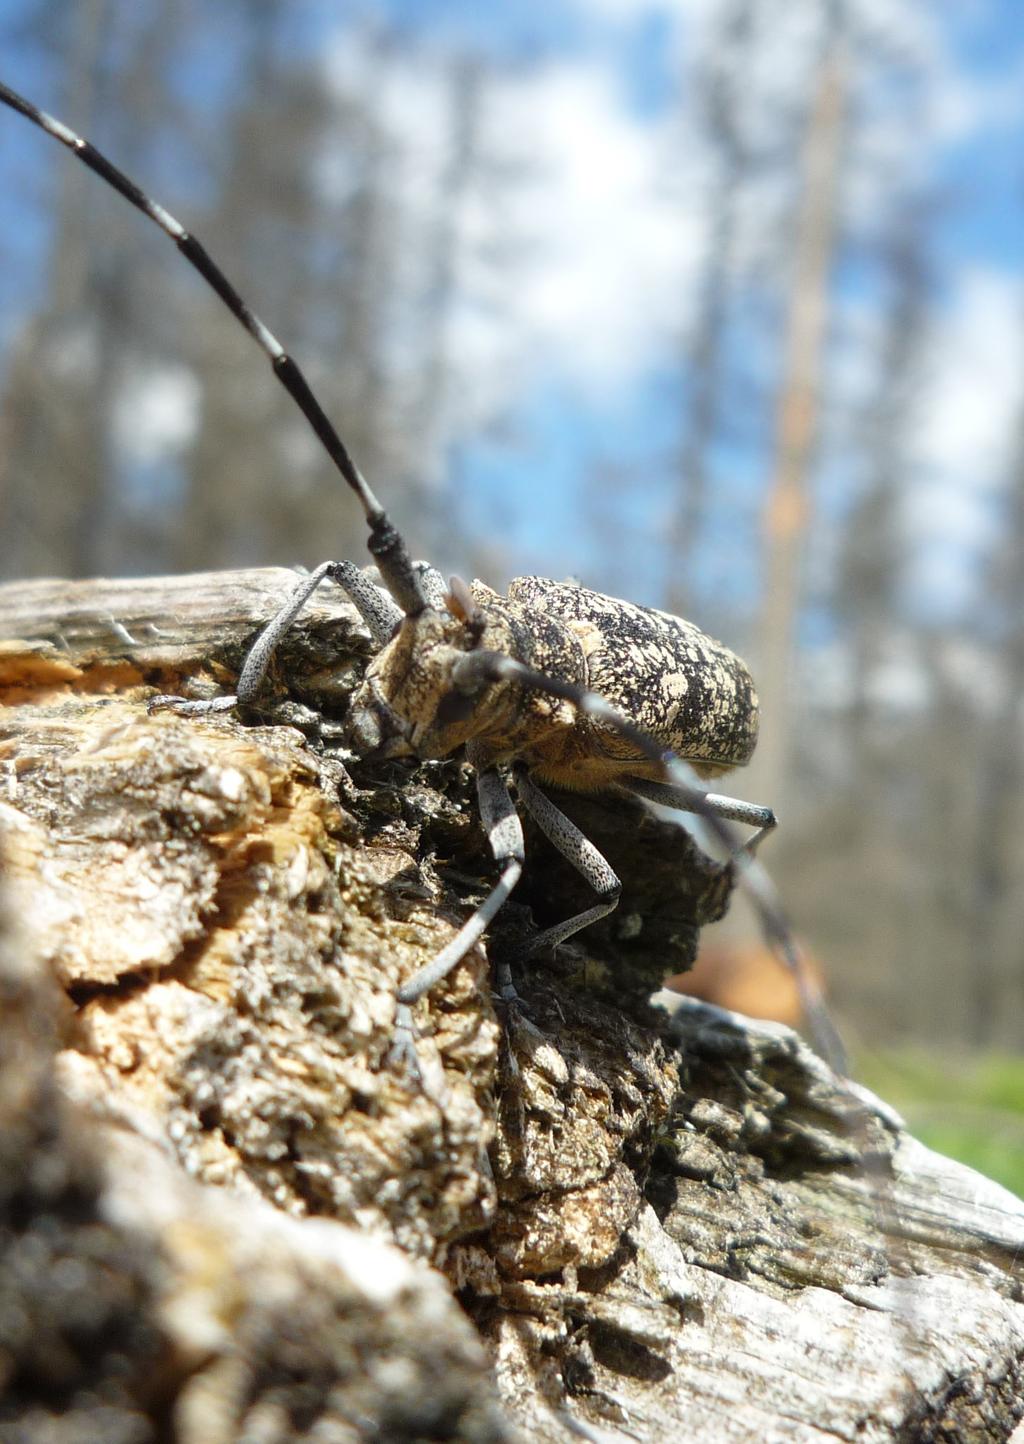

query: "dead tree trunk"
xmin=1 ymin=569 xmax=1022 ymax=1443
xmin=754 ymin=11 xmax=847 ymax=805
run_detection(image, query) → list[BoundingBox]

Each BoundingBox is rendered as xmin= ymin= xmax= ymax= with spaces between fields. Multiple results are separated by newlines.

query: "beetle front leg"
xmin=235 ymin=560 xmax=401 ymax=700
xmin=389 ymin=763 xmax=524 ymax=1077
xmin=149 ymin=559 xmax=401 ymax=716
xmin=508 ymin=766 xmax=623 ymax=962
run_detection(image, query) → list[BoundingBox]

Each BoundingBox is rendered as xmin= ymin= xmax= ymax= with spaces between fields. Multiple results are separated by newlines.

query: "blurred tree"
xmin=820 ymin=201 xmax=931 ymax=1031
xmin=172 ymin=3 xmax=359 ymax=571
xmin=400 ymin=51 xmax=483 ymax=568
xmin=0 ymin=10 xmax=520 ymax=582
xmin=665 ymin=0 xmax=754 ymax=622
xmin=0 ymin=0 xmax=185 ymax=578
xmin=754 ymin=0 xmax=848 ymax=805
xmin=969 ymin=405 xmax=1024 ymax=1048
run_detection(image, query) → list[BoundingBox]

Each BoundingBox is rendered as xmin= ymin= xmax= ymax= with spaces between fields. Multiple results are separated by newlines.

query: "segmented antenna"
xmin=0 ymin=79 xmax=426 ymax=618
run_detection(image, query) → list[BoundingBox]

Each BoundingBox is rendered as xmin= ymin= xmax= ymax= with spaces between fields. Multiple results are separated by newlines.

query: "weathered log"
xmin=1 ymin=568 xmax=1022 ymax=1443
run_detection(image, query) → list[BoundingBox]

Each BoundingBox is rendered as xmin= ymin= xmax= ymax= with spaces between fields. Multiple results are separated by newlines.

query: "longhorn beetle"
xmin=0 ymin=79 xmax=843 ymax=1077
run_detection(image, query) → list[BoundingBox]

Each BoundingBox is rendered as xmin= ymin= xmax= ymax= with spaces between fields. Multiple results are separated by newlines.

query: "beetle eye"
xmin=434 ymin=687 xmax=477 ymax=728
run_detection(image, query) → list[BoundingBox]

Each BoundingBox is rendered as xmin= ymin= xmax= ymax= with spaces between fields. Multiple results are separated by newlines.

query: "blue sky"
xmin=1 ymin=0 xmax=1023 ymax=637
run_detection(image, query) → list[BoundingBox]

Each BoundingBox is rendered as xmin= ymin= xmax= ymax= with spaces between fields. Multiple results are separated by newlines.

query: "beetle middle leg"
xmin=148 ymin=559 xmax=404 ymax=718
xmin=390 ymin=759 xmax=525 ymax=1076
xmin=506 ymin=766 xmax=623 ymax=969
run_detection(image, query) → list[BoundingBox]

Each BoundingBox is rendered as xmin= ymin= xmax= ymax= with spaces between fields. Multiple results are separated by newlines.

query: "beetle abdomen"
xmin=505 ymin=578 xmax=759 ymax=774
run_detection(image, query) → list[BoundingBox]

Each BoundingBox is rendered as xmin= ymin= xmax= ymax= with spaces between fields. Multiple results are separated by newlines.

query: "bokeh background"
xmin=1 ymin=0 xmax=1022 ymax=1184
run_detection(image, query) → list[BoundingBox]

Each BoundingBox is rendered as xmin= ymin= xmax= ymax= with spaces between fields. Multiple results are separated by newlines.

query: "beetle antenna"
xmin=0 ymin=79 xmax=426 ymax=618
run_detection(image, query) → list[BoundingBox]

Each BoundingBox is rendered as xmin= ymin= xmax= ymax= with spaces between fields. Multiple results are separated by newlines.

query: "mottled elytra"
xmin=0 ymin=78 xmax=844 ymax=1075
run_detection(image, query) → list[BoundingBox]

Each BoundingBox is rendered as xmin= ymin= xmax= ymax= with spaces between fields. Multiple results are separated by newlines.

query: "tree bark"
xmin=1 ymin=568 xmax=1022 ymax=1443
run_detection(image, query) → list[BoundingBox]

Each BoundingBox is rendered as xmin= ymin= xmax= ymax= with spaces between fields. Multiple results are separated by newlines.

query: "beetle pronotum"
xmin=0 ymin=78 xmax=843 ymax=1075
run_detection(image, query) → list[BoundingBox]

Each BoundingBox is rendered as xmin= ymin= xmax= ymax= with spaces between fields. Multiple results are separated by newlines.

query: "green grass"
xmin=854 ymin=1048 xmax=1024 ymax=1199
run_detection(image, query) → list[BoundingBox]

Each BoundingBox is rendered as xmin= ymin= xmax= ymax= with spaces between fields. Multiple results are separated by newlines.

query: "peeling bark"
xmin=1 ymin=568 xmax=1022 ymax=1443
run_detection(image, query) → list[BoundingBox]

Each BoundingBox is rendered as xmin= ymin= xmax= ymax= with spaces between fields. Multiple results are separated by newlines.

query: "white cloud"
xmin=865 ymin=632 xmax=933 ymax=713
xmin=569 ymin=0 xmax=699 ymax=26
xmin=800 ymin=629 xmax=933 ymax=715
xmin=930 ymin=56 xmax=1024 ymax=145
xmin=321 ymin=32 xmax=707 ymax=405
xmin=315 ymin=0 xmax=990 ymax=419
xmin=899 ymin=267 xmax=1023 ymax=615
xmin=914 ymin=268 xmax=1022 ymax=484
xmin=482 ymin=62 xmax=703 ymax=392
xmin=823 ymin=264 xmax=1023 ymax=622
xmin=113 ymin=362 xmax=201 ymax=465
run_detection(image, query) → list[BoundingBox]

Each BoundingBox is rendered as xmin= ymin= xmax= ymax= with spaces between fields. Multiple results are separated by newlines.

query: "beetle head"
xmin=346 ymin=583 xmax=510 ymax=761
